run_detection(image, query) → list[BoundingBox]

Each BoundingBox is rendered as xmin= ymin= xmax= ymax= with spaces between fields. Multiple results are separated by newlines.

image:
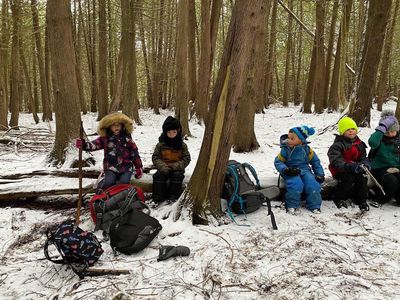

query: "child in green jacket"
xmin=368 ymin=110 xmax=400 ymax=205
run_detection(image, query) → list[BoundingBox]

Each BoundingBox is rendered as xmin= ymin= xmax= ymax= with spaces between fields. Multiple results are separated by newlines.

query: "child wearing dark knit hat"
xmin=327 ymin=116 xmax=370 ymax=211
xmin=152 ymin=116 xmax=191 ymax=203
xmin=368 ymin=110 xmax=400 ymax=205
xmin=274 ymin=125 xmax=325 ymax=215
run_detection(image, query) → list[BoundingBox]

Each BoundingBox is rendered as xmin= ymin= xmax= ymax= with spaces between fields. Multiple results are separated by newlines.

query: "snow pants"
xmin=371 ymin=168 xmax=400 ymax=204
xmin=284 ymin=171 xmax=322 ymax=210
xmin=334 ymin=172 xmax=368 ymax=205
xmin=153 ymin=170 xmax=185 ymax=203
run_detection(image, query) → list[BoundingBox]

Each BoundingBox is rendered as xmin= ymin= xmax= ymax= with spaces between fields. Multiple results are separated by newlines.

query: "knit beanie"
xmin=338 ymin=117 xmax=358 ymax=135
xmin=162 ymin=116 xmax=181 ymax=133
xmin=380 ymin=110 xmax=400 ymax=132
xmin=290 ymin=125 xmax=315 ymax=143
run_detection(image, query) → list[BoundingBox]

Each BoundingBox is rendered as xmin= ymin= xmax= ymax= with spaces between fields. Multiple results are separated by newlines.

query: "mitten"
xmin=134 ymin=168 xmax=143 ymax=179
xmin=283 ymin=167 xmax=301 ymax=176
xmin=75 ymin=138 xmax=84 ymax=149
xmin=160 ymin=165 xmax=172 ymax=175
xmin=376 ymin=116 xmax=398 ymax=133
xmin=315 ymin=175 xmax=325 ymax=183
xmin=387 ymin=167 xmax=400 ymax=174
xmin=345 ymin=163 xmax=364 ymax=174
xmin=157 ymin=245 xmax=190 ymax=261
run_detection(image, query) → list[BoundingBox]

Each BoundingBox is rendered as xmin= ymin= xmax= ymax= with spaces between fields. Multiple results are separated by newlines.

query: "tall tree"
xmin=282 ymin=0 xmax=293 ymax=107
xmin=97 ymin=0 xmax=109 ymax=120
xmin=0 ymin=0 xmax=8 ymax=130
xmin=47 ymin=0 xmax=81 ymax=163
xmin=9 ymin=0 xmax=22 ymax=129
xmin=376 ymin=0 xmax=399 ymax=111
xmin=177 ymin=0 xmax=266 ymax=224
xmin=175 ymin=0 xmax=190 ymax=136
xmin=264 ymin=0 xmax=277 ymax=107
xmin=187 ymin=0 xmax=196 ymax=108
xmin=351 ymin=0 xmax=393 ymax=125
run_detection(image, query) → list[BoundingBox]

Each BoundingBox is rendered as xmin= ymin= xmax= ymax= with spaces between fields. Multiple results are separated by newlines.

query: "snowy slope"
xmin=1 ymin=103 xmax=400 ymax=300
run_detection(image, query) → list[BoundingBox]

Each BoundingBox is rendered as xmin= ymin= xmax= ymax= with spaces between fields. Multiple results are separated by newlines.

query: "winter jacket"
xmin=327 ymin=134 xmax=369 ymax=177
xmin=84 ymin=133 xmax=142 ymax=173
xmin=152 ymin=141 xmax=191 ymax=172
xmin=368 ymin=131 xmax=400 ymax=170
xmin=274 ymin=134 xmax=324 ymax=177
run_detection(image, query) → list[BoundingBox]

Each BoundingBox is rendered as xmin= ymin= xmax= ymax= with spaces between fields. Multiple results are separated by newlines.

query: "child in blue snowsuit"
xmin=274 ymin=126 xmax=325 ymax=215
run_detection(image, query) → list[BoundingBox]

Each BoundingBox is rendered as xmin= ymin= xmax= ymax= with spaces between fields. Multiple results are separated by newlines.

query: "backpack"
xmin=223 ymin=160 xmax=277 ymax=230
xmin=109 ymin=208 xmax=162 ymax=254
xmin=44 ymin=220 xmax=103 ymax=279
xmin=89 ymin=184 xmax=146 ymax=233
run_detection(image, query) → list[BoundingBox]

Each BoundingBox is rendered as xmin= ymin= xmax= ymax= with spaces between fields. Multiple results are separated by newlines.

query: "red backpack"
xmin=89 ymin=184 xmax=146 ymax=232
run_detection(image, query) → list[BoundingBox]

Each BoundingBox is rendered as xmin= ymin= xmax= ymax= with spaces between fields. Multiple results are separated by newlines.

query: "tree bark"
xmin=9 ymin=0 xmax=22 ymax=129
xmin=47 ymin=0 xmax=81 ymax=164
xmin=187 ymin=0 xmax=196 ymax=107
xmin=351 ymin=0 xmax=392 ymax=126
xmin=0 ymin=0 xmax=9 ymax=130
xmin=282 ymin=0 xmax=293 ymax=107
xmin=179 ymin=0 xmax=265 ymax=224
xmin=175 ymin=0 xmax=190 ymax=136
xmin=97 ymin=0 xmax=109 ymax=120
xmin=313 ymin=1 xmax=326 ymax=113
xmin=376 ymin=0 xmax=399 ymax=111
xmin=264 ymin=0 xmax=277 ymax=107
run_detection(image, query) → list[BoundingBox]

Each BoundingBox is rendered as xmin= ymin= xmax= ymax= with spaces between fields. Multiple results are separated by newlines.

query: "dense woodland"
xmin=0 ymin=0 xmax=399 ymax=222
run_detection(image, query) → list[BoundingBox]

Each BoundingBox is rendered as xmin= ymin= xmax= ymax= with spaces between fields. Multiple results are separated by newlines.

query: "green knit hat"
xmin=338 ymin=117 xmax=358 ymax=135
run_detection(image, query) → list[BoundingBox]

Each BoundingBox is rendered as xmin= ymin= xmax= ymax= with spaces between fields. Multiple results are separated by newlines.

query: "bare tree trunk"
xmin=31 ymin=0 xmax=52 ymax=121
xmin=47 ymin=0 xmax=81 ymax=164
xmin=107 ymin=0 xmax=115 ymax=101
xmin=0 ymin=0 xmax=9 ymax=130
xmin=97 ymin=0 xmax=108 ymax=120
xmin=376 ymin=0 xmax=399 ymax=111
xmin=303 ymin=45 xmax=316 ymax=113
xmin=175 ymin=0 xmax=190 ymax=136
xmin=313 ymin=1 xmax=326 ymax=113
xmin=9 ymin=0 xmax=22 ymax=129
xmin=179 ymin=0 xmax=265 ymax=224
xmin=264 ymin=0 xmax=277 ymax=107
xmin=187 ymin=0 xmax=196 ymax=108
xmin=351 ymin=0 xmax=392 ymax=126
xmin=294 ymin=0 xmax=303 ymax=105
xmin=74 ymin=3 xmax=87 ymax=115
xmin=44 ymin=3 xmax=53 ymax=119
xmin=233 ymin=0 xmax=269 ymax=153
xmin=19 ymin=43 xmax=39 ymax=123
xmin=282 ymin=0 xmax=293 ymax=107
xmin=323 ymin=0 xmax=339 ymax=109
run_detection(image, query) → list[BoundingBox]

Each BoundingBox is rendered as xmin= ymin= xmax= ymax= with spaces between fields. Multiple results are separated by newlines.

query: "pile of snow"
xmin=1 ymin=103 xmax=400 ymax=299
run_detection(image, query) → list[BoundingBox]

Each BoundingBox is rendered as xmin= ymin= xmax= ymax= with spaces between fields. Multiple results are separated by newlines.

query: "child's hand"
xmin=376 ymin=116 xmax=398 ymax=133
xmin=345 ymin=163 xmax=365 ymax=174
xmin=160 ymin=165 xmax=172 ymax=175
xmin=134 ymin=168 xmax=143 ymax=179
xmin=315 ymin=175 xmax=325 ymax=183
xmin=283 ymin=167 xmax=300 ymax=176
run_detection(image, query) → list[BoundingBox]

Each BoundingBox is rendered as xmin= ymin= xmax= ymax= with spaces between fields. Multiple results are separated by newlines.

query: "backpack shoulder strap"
xmin=242 ymin=163 xmax=260 ymax=189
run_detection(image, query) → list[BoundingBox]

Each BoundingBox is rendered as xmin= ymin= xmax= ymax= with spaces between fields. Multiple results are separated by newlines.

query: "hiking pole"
xmin=360 ymin=165 xmax=386 ymax=196
xmin=75 ymin=121 xmax=84 ymax=225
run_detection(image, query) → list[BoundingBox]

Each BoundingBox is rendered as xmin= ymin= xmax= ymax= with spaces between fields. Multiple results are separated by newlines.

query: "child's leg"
xmin=334 ymin=172 xmax=356 ymax=201
xmin=284 ymin=176 xmax=303 ymax=209
xmin=102 ymin=170 xmax=118 ymax=190
xmin=302 ymin=172 xmax=322 ymax=210
xmin=116 ymin=171 xmax=133 ymax=184
xmin=168 ymin=171 xmax=185 ymax=199
xmin=352 ymin=173 xmax=368 ymax=206
xmin=152 ymin=171 xmax=169 ymax=203
xmin=376 ymin=171 xmax=398 ymax=203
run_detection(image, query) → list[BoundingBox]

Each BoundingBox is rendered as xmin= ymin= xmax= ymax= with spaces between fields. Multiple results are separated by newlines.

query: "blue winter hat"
xmin=290 ymin=125 xmax=316 ymax=143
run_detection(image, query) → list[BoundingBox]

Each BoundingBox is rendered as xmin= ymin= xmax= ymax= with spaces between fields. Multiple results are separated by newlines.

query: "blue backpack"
xmin=223 ymin=160 xmax=277 ymax=229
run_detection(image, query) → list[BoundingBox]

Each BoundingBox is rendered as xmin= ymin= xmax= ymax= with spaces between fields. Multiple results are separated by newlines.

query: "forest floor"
xmin=1 ymin=103 xmax=400 ymax=300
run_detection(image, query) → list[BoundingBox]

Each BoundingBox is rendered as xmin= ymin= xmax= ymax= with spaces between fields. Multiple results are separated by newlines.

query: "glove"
xmin=387 ymin=167 xmax=400 ymax=174
xmin=376 ymin=116 xmax=398 ymax=133
xmin=315 ymin=175 xmax=325 ymax=183
xmin=157 ymin=245 xmax=190 ymax=261
xmin=160 ymin=165 xmax=172 ymax=175
xmin=345 ymin=163 xmax=364 ymax=174
xmin=134 ymin=168 xmax=143 ymax=179
xmin=75 ymin=138 xmax=84 ymax=149
xmin=283 ymin=167 xmax=301 ymax=176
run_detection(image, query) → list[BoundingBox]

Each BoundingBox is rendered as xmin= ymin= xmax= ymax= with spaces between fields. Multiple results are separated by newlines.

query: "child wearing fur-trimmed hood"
xmin=75 ymin=112 xmax=143 ymax=190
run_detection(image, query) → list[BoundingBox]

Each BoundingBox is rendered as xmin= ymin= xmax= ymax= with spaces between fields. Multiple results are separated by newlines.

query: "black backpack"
xmin=44 ymin=220 xmax=104 ymax=279
xmin=109 ymin=208 xmax=162 ymax=255
xmin=223 ymin=160 xmax=277 ymax=230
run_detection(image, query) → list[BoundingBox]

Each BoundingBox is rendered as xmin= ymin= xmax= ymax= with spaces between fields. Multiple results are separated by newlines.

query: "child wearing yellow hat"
xmin=327 ymin=117 xmax=370 ymax=211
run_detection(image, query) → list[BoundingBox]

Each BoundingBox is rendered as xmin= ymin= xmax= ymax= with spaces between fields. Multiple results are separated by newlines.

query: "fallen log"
xmin=0 ymin=169 xmax=101 ymax=180
xmin=0 ymin=186 xmax=94 ymax=200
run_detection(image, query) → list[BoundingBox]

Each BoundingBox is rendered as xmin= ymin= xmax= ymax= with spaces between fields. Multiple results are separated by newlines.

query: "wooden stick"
xmin=84 ymin=268 xmax=130 ymax=276
xmin=75 ymin=121 xmax=84 ymax=225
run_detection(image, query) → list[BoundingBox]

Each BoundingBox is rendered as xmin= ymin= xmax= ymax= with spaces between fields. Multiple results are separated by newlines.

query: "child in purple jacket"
xmin=76 ymin=112 xmax=143 ymax=190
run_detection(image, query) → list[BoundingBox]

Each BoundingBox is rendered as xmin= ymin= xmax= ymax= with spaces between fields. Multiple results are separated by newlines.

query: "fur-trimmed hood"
xmin=97 ymin=112 xmax=134 ymax=137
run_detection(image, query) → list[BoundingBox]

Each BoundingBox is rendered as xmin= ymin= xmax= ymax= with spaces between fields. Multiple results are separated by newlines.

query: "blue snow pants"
xmin=284 ymin=171 xmax=322 ymax=210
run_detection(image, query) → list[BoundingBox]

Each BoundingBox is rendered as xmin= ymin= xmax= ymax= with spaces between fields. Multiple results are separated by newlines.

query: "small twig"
xmin=198 ymin=228 xmax=234 ymax=264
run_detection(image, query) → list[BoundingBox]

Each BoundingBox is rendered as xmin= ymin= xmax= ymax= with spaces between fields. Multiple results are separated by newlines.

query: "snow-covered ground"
xmin=1 ymin=103 xmax=400 ymax=299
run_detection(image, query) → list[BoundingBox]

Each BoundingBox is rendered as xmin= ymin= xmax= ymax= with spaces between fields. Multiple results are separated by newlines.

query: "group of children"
xmin=275 ymin=110 xmax=400 ymax=215
xmin=76 ymin=110 xmax=400 ymax=215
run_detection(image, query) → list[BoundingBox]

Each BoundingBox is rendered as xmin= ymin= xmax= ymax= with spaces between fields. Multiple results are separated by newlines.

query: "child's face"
xmin=288 ymin=132 xmax=303 ymax=147
xmin=343 ymin=128 xmax=357 ymax=139
xmin=111 ymin=123 xmax=122 ymax=135
xmin=167 ymin=129 xmax=178 ymax=138
xmin=385 ymin=130 xmax=397 ymax=137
